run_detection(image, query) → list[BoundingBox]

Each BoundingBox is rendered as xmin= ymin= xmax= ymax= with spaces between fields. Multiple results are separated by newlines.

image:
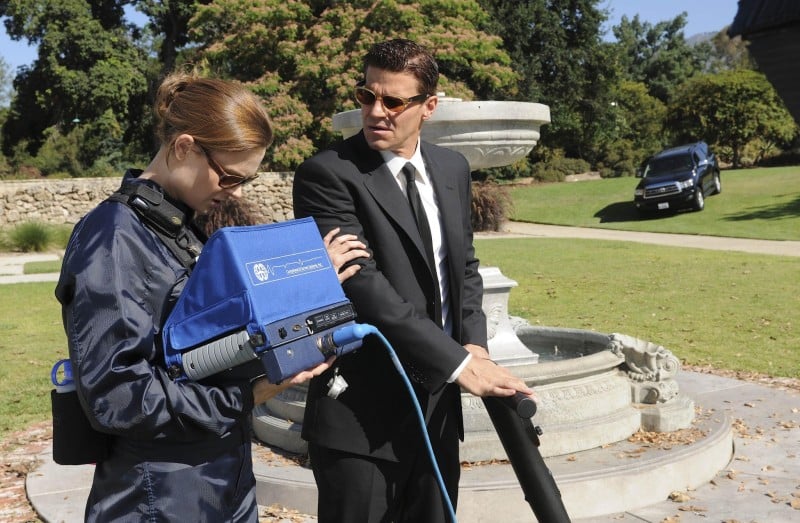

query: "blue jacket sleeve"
xmin=56 ymin=202 xmax=254 ymax=441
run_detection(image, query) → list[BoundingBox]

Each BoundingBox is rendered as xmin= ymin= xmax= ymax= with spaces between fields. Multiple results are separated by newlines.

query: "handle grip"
xmin=498 ymin=391 xmax=538 ymax=419
xmin=181 ymin=330 xmax=257 ymax=381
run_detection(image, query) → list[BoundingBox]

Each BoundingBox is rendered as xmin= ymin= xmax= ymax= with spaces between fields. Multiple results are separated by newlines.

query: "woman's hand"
xmin=323 ymin=227 xmax=369 ymax=283
xmin=251 ymin=356 xmax=336 ymax=405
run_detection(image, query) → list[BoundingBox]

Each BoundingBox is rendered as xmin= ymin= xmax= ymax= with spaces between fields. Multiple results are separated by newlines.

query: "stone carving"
xmin=608 ymin=333 xmax=681 ymax=404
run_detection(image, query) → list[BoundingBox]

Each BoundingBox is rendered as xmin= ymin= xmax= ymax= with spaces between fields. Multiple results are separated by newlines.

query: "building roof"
xmin=729 ymin=0 xmax=800 ymax=37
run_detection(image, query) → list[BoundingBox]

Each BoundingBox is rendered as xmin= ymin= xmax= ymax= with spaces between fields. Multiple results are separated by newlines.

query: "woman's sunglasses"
xmin=354 ymin=85 xmax=430 ymax=113
xmin=198 ymin=145 xmax=260 ymax=189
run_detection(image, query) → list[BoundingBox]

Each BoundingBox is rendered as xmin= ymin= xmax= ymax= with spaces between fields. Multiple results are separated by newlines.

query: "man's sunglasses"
xmin=354 ymin=85 xmax=430 ymax=113
xmin=198 ymin=145 xmax=260 ymax=189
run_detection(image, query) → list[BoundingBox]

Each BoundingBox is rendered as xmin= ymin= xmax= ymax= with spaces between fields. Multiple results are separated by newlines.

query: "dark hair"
xmin=153 ymin=72 xmax=273 ymax=153
xmin=362 ymin=39 xmax=439 ymax=96
xmin=193 ymin=198 xmax=257 ymax=236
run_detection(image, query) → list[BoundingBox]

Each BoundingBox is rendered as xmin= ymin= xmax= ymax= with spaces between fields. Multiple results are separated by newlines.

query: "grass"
xmin=0 ymin=283 xmax=66 ymax=440
xmin=1 ymin=165 xmax=797 ymax=440
xmin=474 ymin=238 xmax=799 ymax=379
xmin=24 ymin=260 xmax=63 ymax=274
xmin=509 ymin=166 xmax=800 ymax=241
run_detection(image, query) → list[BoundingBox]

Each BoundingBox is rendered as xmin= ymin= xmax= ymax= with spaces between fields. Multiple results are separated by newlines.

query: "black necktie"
xmin=402 ymin=162 xmax=442 ymax=325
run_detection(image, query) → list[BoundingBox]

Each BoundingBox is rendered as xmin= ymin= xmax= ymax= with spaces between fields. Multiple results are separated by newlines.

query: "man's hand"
xmin=323 ymin=227 xmax=369 ymax=283
xmin=456 ymin=345 xmax=535 ymax=401
xmin=252 ymin=356 xmax=336 ymax=405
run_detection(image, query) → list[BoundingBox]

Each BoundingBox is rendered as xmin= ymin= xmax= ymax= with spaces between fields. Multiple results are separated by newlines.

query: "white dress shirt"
xmin=380 ymin=141 xmax=471 ymax=382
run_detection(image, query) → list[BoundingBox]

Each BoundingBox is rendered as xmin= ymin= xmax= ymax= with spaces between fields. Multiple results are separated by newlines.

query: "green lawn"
xmin=509 ymin=166 xmax=800 ymax=241
xmin=0 ymin=283 xmax=66 ymax=440
xmin=475 ymin=238 xmax=799 ymax=379
xmin=1 ymin=165 xmax=798 ymax=441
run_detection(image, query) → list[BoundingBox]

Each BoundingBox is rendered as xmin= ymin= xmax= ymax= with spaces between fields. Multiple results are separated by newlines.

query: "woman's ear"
xmin=172 ymin=134 xmax=196 ymax=161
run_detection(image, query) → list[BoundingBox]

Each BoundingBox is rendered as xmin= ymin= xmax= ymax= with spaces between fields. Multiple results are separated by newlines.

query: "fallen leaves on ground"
xmin=627 ymin=427 xmax=707 ymax=449
xmin=669 ymin=491 xmax=692 ymax=503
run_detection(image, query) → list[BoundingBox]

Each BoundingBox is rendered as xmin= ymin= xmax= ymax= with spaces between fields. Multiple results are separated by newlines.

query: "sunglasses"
xmin=198 ymin=145 xmax=260 ymax=189
xmin=354 ymin=85 xmax=429 ymax=113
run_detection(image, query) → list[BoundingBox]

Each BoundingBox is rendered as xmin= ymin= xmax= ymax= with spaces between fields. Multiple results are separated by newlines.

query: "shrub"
xmin=9 ymin=222 xmax=51 ymax=252
xmin=471 ymin=181 xmax=512 ymax=232
xmin=530 ymin=153 xmax=591 ymax=183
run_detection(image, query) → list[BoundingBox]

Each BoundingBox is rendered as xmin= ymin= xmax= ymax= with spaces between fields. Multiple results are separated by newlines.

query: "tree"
xmin=0 ymin=56 xmax=13 ymax=108
xmin=597 ymin=80 xmax=666 ymax=177
xmin=135 ymin=0 xmax=210 ymax=77
xmin=707 ymin=28 xmax=754 ymax=72
xmin=189 ymin=0 xmax=518 ymax=171
xmin=612 ymin=13 xmax=711 ymax=103
xmin=0 ymin=0 xmax=149 ymax=166
xmin=478 ymin=0 xmax=618 ymax=167
xmin=669 ymin=70 xmax=798 ymax=168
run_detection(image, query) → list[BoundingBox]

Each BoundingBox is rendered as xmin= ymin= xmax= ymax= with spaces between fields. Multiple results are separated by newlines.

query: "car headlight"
xmin=634 ymin=188 xmax=644 ymax=197
xmin=677 ymin=178 xmax=695 ymax=189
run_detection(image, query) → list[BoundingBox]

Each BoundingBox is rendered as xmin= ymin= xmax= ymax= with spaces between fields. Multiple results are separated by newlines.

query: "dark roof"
xmin=653 ymin=142 xmax=707 ymax=159
xmin=729 ymin=0 xmax=800 ymax=37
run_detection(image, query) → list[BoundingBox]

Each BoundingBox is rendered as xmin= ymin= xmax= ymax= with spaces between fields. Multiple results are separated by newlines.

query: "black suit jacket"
xmin=293 ymin=131 xmax=487 ymax=462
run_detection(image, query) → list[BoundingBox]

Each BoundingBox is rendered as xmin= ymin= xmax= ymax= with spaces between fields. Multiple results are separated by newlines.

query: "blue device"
xmin=161 ymin=217 xmax=362 ymax=383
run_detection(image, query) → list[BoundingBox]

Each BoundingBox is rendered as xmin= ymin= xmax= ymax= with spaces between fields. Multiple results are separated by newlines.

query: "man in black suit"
xmin=293 ymin=38 xmax=533 ymax=523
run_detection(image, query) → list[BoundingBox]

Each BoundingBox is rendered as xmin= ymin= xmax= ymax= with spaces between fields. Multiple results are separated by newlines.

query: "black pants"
xmin=309 ymin=441 xmax=460 ymax=523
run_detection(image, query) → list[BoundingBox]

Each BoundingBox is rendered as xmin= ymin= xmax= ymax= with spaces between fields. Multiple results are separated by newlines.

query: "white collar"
xmin=380 ymin=139 xmax=426 ymax=181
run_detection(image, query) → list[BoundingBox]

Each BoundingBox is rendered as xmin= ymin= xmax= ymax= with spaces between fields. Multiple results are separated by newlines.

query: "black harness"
xmin=107 ymin=181 xmax=204 ymax=271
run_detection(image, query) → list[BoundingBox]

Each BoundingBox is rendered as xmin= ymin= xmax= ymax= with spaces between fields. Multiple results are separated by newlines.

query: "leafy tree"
xmin=0 ymin=56 xmax=13 ymax=108
xmin=0 ymin=0 xmax=148 ymax=168
xmin=134 ymin=0 xmax=209 ymax=77
xmin=477 ymin=0 xmax=618 ymax=167
xmin=611 ymin=13 xmax=711 ymax=103
xmin=669 ymin=69 xmax=798 ymax=168
xmin=189 ymin=0 xmax=518 ymax=171
xmin=707 ymin=28 xmax=754 ymax=72
xmin=597 ymin=80 xmax=666 ymax=177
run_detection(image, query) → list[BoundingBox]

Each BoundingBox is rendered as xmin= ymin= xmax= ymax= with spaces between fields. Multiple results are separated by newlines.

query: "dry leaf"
xmin=669 ymin=491 xmax=692 ymax=502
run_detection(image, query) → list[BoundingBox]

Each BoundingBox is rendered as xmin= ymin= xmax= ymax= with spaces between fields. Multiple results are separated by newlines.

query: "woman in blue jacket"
xmin=55 ymin=71 xmax=365 ymax=522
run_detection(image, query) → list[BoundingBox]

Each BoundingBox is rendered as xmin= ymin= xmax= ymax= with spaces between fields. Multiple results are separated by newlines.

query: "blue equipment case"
xmin=162 ymin=217 xmax=361 ymax=383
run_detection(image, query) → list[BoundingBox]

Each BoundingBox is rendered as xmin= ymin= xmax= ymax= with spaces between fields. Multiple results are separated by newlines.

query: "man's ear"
xmin=421 ymin=94 xmax=438 ymax=121
xmin=172 ymin=133 xmax=196 ymax=161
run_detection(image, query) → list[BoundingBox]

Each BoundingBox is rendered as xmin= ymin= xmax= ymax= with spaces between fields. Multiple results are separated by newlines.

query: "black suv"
xmin=634 ymin=142 xmax=721 ymax=214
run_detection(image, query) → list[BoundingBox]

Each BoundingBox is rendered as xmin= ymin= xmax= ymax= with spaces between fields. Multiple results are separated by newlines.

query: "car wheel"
xmin=692 ymin=188 xmax=705 ymax=211
xmin=712 ymin=172 xmax=722 ymax=195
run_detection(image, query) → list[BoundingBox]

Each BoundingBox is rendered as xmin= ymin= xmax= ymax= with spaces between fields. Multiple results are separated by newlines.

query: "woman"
xmin=55 ymin=72 xmax=366 ymax=522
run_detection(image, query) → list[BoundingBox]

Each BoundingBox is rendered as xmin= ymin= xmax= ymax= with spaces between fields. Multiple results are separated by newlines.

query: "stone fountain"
xmin=250 ymin=97 xmax=732 ymax=521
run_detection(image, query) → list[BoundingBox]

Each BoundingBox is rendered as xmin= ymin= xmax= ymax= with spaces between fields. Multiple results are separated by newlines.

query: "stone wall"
xmin=0 ymin=172 xmax=296 ymax=228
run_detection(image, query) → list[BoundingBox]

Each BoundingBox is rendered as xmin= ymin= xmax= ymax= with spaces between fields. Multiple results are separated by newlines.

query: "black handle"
xmin=498 ymin=391 xmax=538 ymax=419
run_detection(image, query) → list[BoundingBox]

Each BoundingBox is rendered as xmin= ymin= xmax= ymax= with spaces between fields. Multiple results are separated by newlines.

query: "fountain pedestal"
xmin=253 ymin=267 xmax=696 ymax=460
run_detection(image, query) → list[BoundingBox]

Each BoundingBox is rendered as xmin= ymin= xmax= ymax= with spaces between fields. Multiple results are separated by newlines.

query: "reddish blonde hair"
xmin=153 ymin=72 xmax=273 ymax=152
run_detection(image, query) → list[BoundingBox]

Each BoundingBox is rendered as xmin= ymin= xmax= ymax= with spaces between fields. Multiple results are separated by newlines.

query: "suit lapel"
xmin=354 ymin=135 xmax=431 ymax=264
xmin=423 ymin=145 xmax=465 ymax=268
xmin=423 ymin=145 xmax=467 ymax=322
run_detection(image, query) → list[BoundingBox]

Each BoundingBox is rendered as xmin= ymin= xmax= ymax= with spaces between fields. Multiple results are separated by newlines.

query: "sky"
xmin=1 ymin=1 xmax=741 ymax=73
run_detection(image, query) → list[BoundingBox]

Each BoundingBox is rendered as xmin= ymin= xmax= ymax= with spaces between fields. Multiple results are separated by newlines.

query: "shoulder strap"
xmin=107 ymin=183 xmax=203 ymax=271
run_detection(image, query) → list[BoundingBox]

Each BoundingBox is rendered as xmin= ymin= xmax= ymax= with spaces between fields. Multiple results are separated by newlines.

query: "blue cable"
xmin=332 ymin=324 xmax=458 ymax=523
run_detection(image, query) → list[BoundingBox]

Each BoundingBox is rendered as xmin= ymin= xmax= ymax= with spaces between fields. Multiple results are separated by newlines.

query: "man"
xmin=293 ymin=39 xmax=533 ymax=523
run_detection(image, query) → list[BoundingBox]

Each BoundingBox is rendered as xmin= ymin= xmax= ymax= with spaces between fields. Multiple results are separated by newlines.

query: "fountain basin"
xmin=332 ymin=98 xmax=551 ymax=170
xmin=461 ymin=326 xmax=643 ymax=460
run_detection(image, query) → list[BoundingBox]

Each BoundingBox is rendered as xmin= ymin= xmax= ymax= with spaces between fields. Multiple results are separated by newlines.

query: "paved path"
xmin=479 ymin=222 xmax=800 ymax=257
xmin=0 ymin=252 xmax=61 ymax=284
xmin=1 ymin=223 xmax=797 ymax=286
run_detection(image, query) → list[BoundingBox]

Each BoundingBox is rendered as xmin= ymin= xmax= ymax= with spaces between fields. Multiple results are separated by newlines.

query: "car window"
xmin=643 ymin=153 xmax=693 ymax=177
